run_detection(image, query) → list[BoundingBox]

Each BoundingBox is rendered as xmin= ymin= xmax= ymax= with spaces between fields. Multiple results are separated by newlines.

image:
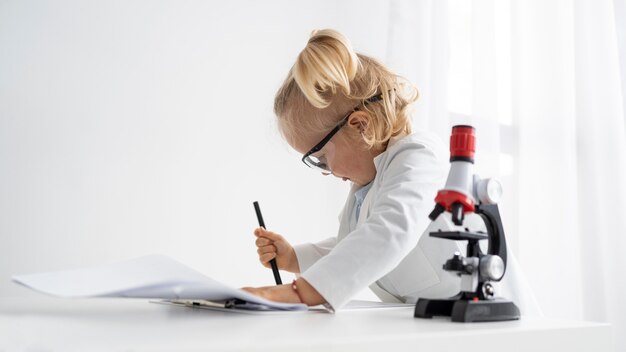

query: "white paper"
xmin=12 ymin=254 xmax=307 ymax=311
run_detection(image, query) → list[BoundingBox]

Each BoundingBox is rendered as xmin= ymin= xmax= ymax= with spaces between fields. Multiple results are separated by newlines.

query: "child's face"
xmin=291 ymin=112 xmax=383 ymax=186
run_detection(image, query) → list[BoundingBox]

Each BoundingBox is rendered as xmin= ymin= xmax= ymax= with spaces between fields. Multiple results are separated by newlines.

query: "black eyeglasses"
xmin=301 ymin=93 xmax=384 ymax=173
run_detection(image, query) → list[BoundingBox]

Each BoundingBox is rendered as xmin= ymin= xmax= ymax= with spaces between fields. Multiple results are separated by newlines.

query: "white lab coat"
xmin=294 ymin=131 xmax=456 ymax=310
xmin=294 ymin=131 xmax=542 ymax=315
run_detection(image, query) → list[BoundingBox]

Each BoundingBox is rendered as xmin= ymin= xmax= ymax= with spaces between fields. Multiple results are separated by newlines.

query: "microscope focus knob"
xmin=481 ymin=282 xmax=496 ymax=299
xmin=475 ymin=178 xmax=503 ymax=204
xmin=479 ymin=255 xmax=505 ymax=281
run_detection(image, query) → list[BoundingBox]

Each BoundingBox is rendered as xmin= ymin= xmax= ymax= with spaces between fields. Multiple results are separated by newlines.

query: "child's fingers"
xmin=259 ymin=252 xmax=276 ymax=264
xmin=254 ymin=227 xmax=267 ymax=236
xmin=257 ymin=245 xmax=276 ymax=255
xmin=254 ymin=228 xmax=283 ymax=242
xmin=255 ymin=237 xmax=271 ymax=247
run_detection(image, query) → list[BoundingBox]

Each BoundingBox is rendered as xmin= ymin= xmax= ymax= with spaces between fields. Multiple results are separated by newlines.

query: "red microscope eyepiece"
xmin=450 ymin=125 xmax=475 ymax=163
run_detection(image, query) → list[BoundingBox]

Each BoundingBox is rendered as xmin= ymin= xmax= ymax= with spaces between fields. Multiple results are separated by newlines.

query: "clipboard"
xmin=153 ymin=299 xmax=413 ymax=314
xmin=152 ymin=299 xmax=325 ymax=315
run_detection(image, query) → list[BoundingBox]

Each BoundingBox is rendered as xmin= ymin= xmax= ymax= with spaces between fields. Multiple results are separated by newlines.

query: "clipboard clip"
xmin=224 ymin=298 xmax=274 ymax=311
xmin=170 ymin=299 xmax=275 ymax=311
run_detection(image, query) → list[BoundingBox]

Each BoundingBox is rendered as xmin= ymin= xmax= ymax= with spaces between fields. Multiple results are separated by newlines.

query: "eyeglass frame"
xmin=301 ymin=93 xmax=384 ymax=171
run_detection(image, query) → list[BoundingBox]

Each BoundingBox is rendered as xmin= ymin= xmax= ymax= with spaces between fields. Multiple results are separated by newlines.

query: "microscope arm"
xmin=476 ymin=204 xmax=508 ymax=270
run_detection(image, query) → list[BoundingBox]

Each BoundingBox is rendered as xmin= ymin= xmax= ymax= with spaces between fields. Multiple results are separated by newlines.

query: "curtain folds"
xmin=386 ymin=0 xmax=626 ymax=349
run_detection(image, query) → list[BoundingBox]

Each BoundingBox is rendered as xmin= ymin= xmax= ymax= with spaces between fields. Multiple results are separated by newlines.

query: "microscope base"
xmin=414 ymin=296 xmax=520 ymax=322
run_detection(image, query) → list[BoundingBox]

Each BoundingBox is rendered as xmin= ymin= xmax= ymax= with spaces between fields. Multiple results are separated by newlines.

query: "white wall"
xmin=0 ymin=0 xmax=394 ymax=296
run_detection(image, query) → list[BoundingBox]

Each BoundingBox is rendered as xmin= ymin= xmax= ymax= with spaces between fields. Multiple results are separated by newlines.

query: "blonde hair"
xmin=274 ymin=29 xmax=419 ymax=150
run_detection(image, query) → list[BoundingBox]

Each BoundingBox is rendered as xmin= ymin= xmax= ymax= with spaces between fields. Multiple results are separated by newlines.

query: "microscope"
xmin=414 ymin=125 xmax=520 ymax=322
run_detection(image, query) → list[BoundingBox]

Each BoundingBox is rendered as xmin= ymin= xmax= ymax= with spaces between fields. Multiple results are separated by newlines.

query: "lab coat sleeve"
xmin=293 ymin=237 xmax=338 ymax=273
xmin=300 ymin=142 xmax=447 ymax=310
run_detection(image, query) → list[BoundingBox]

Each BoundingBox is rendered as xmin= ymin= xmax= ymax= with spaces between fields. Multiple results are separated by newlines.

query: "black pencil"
xmin=253 ymin=201 xmax=283 ymax=285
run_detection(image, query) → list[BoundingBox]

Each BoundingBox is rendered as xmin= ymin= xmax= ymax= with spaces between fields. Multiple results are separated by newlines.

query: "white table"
xmin=0 ymin=297 xmax=612 ymax=351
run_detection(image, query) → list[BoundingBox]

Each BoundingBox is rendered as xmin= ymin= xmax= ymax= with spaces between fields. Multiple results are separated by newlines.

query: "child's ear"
xmin=347 ymin=111 xmax=369 ymax=134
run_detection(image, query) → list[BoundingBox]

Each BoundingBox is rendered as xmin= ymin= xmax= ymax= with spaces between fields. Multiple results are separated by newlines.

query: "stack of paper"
xmin=12 ymin=254 xmax=307 ymax=311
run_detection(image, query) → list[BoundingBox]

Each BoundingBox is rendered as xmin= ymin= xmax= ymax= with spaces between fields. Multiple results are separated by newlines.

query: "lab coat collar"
xmin=373 ymin=133 xmax=409 ymax=172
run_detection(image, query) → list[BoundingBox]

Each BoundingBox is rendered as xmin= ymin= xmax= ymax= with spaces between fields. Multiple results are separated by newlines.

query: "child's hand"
xmin=254 ymin=228 xmax=300 ymax=273
xmin=241 ymin=278 xmax=325 ymax=306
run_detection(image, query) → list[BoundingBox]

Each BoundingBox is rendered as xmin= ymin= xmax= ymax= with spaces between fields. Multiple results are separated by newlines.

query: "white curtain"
xmin=386 ymin=0 xmax=626 ymax=349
